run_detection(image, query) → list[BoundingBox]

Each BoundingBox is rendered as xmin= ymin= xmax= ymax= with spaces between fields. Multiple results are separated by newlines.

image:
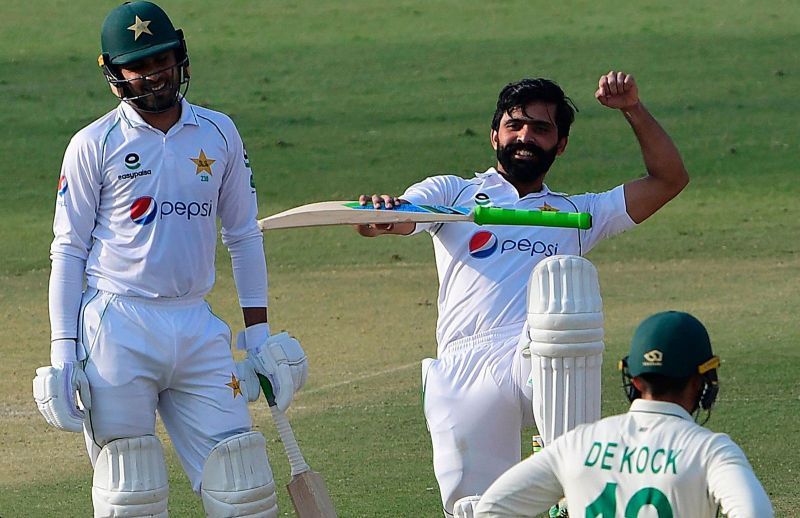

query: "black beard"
xmin=131 ymin=79 xmax=181 ymax=113
xmin=496 ymin=141 xmax=558 ymax=184
xmin=119 ymin=63 xmax=184 ymax=113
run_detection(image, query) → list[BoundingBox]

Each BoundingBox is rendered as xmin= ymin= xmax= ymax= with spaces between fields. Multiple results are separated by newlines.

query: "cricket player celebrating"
xmin=356 ymin=74 xmax=689 ymax=516
xmin=475 ymin=311 xmax=773 ymax=517
xmin=32 ymin=2 xmax=306 ymax=516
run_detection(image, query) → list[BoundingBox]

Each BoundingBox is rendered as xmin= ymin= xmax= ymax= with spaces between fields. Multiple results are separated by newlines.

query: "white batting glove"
xmin=234 ymin=358 xmax=261 ymax=403
xmin=237 ymin=323 xmax=308 ymax=412
xmin=33 ymin=339 xmax=92 ymax=433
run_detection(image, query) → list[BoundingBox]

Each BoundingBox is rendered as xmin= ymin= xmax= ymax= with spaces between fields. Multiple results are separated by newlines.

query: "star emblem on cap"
xmin=127 ymin=16 xmax=153 ymax=40
xmin=226 ymin=373 xmax=243 ymax=398
xmin=191 ymin=150 xmax=216 ymax=175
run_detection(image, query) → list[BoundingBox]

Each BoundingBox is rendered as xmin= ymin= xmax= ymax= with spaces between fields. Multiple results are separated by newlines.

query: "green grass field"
xmin=1 ymin=0 xmax=799 ymax=515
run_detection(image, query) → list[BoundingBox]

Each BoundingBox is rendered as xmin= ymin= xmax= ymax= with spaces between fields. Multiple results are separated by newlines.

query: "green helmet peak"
xmin=100 ymin=1 xmax=182 ymax=66
xmin=627 ymin=311 xmax=718 ymax=378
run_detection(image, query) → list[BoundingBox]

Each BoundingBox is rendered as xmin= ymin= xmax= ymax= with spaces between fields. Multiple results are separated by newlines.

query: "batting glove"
xmin=234 ymin=358 xmax=261 ymax=403
xmin=237 ymin=323 xmax=308 ymax=412
xmin=33 ymin=339 xmax=92 ymax=433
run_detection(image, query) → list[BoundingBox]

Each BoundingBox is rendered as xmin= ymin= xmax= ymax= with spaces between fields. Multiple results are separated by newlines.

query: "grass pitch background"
xmin=1 ymin=0 xmax=798 ymax=515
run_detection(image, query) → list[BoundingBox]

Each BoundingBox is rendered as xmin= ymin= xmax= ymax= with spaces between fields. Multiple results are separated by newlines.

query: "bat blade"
xmin=258 ymin=200 xmax=471 ymax=230
xmin=287 ymin=470 xmax=337 ymax=518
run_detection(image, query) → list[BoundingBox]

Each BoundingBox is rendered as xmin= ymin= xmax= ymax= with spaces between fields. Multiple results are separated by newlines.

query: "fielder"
xmin=32 ymin=2 xmax=305 ymax=516
xmin=355 ymin=73 xmax=690 ymax=516
xmin=475 ymin=311 xmax=774 ymax=517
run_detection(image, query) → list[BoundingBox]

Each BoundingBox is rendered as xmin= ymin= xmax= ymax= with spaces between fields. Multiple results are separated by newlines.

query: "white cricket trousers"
xmin=78 ymin=288 xmax=252 ymax=491
xmin=422 ymin=323 xmax=533 ymax=514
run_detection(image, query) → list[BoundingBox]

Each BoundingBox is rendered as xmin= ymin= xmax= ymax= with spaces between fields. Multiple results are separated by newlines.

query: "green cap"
xmin=100 ymin=1 xmax=181 ymax=66
xmin=627 ymin=311 xmax=719 ymax=378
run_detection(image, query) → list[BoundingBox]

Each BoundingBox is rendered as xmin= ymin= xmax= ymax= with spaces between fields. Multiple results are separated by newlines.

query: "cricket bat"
xmin=258 ymin=374 xmax=337 ymax=518
xmin=258 ymin=200 xmax=592 ymax=231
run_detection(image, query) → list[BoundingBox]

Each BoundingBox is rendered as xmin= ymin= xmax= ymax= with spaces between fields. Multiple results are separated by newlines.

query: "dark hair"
xmin=491 ymin=78 xmax=577 ymax=139
xmin=636 ymin=373 xmax=693 ymax=398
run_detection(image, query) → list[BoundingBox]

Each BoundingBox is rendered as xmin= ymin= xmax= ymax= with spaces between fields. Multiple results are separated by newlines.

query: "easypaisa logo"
xmin=468 ymin=230 xmax=559 ymax=259
xmin=474 ymin=192 xmax=492 ymax=206
xmin=130 ymin=196 xmax=214 ymax=225
xmin=119 ymin=152 xmax=152 ymax=181
xmin=125 ymin=153 xmax=141 ymax=170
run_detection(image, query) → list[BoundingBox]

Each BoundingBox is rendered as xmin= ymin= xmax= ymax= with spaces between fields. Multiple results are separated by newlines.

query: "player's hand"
xmin=238 ymin=323 xmax=308 ymax=412
xmin=360 ymin=193 xmax=403 ymax=209
xmin=595 ymin=71 xmax=640 ymax=111
xmin=354 ymin=194 xmax=403 ymax=236
xmin=33 ymin=354 xmax=92 ymax=433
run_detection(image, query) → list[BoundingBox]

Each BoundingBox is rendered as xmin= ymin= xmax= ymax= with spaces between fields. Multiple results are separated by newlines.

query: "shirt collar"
xmin=475 ymin=167 xmax=554 ymax=197
xmin=118 ymin=97 xmax=198 ymax=131
xmin=629 ymin=399 xmax=693 ymax=420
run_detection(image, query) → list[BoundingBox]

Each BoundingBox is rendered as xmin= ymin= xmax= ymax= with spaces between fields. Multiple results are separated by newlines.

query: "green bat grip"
xmin=473 ymin=205 xmax=592 ymax=229
xmin=258 ymin=373 xmax=277 ymax=407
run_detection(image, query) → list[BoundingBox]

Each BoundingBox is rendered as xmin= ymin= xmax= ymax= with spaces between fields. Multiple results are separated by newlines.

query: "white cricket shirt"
xmin=476 ymin=400 xmax=773 ymax=517
xmin=50 ymin=99 xmax=267 ymax=340
xmin=402 ymin=168 xmax=634 ymax=354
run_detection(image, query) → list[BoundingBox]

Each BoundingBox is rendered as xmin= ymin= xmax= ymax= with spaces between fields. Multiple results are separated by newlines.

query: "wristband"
xmin=237 ymin=322 xmax=270 ymax=352
xmin=51 ymin=338 xmax=78 ymax=365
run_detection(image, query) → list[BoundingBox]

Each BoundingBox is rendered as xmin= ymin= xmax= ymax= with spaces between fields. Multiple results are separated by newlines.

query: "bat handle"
xmin=269 ymin=403 xmax=311 ymax=477
xmin=258 ymin=373 xmax=311 ymax=475
xmin=473 ymin=205 xmax=592 ymax=229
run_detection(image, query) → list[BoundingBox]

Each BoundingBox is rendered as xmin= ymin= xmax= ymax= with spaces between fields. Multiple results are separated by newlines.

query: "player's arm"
xmin=49 ymin=135 xmax=102 ymax=360
xmin=595 ymin=71 xmax=689 ymax=224
xmin=354 ymin=176 xmax=467 ymax=236
xmin=217 ymin=124 xmax=269 ymax=319
xmin=353 ymin=194 xmax=415 ymax=236
xmin=475 ymin=444 xmax=564 ymax=516
xmin=35 ymin=135 xmax=100 ymax=433
xmin=706 ymin=436 xmax=774 ymax=517
xmin=219 ymin=124 xmax=307 ymax=410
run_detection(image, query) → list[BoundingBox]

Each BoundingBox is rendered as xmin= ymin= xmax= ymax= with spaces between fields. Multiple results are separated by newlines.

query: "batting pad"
xmin=92 ymin=435 xmax=169 ymax=518
xmin=201 ymin=431 xmax=278 ymax=518
xmin=527 ymin=255 xmax=604 ymax=446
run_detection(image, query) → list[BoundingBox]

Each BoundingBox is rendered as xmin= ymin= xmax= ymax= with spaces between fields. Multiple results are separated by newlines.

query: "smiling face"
xmin=490 ymin=101 xmax=568 ymax=188
xmin=117 ymin=49 xmax=181 ymax=113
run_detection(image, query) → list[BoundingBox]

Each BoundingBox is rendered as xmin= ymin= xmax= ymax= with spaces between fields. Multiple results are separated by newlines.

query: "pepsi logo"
xmin=130 ymin=196 xmax=157 ymax=225
xmin=469 ymin=230 xmax=498 ymax=258
xmin=57 ymin=175 xmax=68 ymax=196
xmin=468 ymin=231 xmax=560 ymax=259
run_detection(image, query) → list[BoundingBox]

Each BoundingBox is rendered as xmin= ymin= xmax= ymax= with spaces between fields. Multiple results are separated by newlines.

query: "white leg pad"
xmin=92 ymin=435 xmax=169 ymax=518
xmin=527 ymin=255 xmax=604 ymax=446
xmin=201 ymin=431 xmax=278 ymax=518
xmin=452 ymin=495 xmax=481 ymax=517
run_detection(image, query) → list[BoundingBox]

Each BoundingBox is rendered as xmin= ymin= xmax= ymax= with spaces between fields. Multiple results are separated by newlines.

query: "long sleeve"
xmin=50 ymin=133 xmax=102 ymax=341
xmin=217 ymin=123 xmax=267 ymax=308
xmin=706 ymin=435 xmax=773 ymax=518
xmin=475 ymin=446 xmax=564 ymax=517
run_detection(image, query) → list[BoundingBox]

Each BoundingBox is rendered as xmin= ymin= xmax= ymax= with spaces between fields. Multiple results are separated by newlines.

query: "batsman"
xmin=32 ymin=2 xmax=306 ymax=516
xmin=356 ymin=73 xmax=689 ymax=516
